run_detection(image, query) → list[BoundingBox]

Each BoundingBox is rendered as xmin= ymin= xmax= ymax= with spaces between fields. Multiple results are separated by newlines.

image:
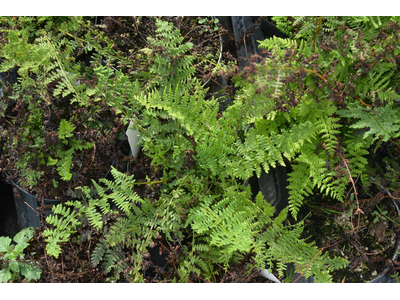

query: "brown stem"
xmin=312 ymin=17 xmax=323 ymax=53
xmin=68 ymin=239 xmax=83 ymax=272
xmin=340 ymin=152 xmax=363 ymax=231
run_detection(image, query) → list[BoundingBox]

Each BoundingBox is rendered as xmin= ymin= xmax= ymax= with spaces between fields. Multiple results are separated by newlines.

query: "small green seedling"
xmin=198 ymin=17 xmax=219 ymax=32
xmin=371 ymin=206 xmax=389 ymax=224
xmin=0 ymin=227 xmax=42 ymax=283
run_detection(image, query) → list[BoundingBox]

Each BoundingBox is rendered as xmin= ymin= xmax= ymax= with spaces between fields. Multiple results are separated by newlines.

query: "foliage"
xmin=43 ymin=167 xmax=177 ymax=282
xmin=198 ymin=17 xmax=220 ymax=32
xmin=41 ymin=18 xmax=351 ymax=282
xmin=48 ymin=119 xmax=94 ymax=181
xmin=4 ymin=16 xmax=400 ymax=283
xmin=0 ymin=227 xmax=42 ymax=283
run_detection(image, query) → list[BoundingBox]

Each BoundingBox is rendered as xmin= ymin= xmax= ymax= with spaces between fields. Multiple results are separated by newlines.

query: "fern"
xmin=252 ymin=16 xmax=400 ymax=219
xmin=145 ymin=19 xmax=196 ymax=92
xmin=0 ymin=30 xmax=52 ymax=75
xmin=43 ymin=201 xmax=83 ymax=258
xmin=271 ymin=16 xmax=295 ymax=36
xmin=342 ymin=132 xmax=372 ymax=182
xmin=91 ymin=239 xmax=107 ymax=267
xmin=0 ymin=17 xmax=125 ymax=194
xmin=43 ymin=167 xmax=168 ymax=281
xmin=187 ymin=189 xmax=347 ymax=281
xmin=46 ymin=119 xmax=94 ymax=181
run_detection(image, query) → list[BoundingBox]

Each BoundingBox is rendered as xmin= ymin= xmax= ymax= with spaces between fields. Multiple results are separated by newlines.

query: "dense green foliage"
xmin=1 ymin=16 xmax=400 ymax=282
xmin=42 ymin=18 xmax=355 ymax=282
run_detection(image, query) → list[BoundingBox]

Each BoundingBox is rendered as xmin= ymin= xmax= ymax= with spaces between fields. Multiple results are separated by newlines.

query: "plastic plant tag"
xmin=126 ymin=120 xmax=141 ymax=159
xmin=260 ymin=268 xmax=281 ymax=283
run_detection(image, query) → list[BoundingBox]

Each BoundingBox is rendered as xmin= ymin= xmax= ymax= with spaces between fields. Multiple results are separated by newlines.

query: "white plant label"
xmin=126 ymin=120 xmax=141 ymax=159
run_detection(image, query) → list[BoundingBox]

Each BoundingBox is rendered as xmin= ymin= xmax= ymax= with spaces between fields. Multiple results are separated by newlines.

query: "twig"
xmin=83 ymin=143 xmax=96 ymax=173
xmin=68 ymin=239 xmax=83 ymax=272
xmin=383 ymin=194 xmax=400 ymax=200
xmin=24 ymin=201 xmax=38 ymax=215
xmin=292 ymin=249 xmax=323 ymax=283
xmin=340 ymin=152 xmax=363 ymax=231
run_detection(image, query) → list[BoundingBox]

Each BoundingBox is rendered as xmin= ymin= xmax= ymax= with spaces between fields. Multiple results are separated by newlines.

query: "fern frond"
xmin=338 ymin=103 xmax=400 ymax=142
xmin=91 ymin=239 xmax=107 ymax=267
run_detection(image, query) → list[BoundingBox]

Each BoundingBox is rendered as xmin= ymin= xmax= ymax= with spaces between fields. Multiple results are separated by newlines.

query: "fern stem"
xmin=133 ymin=177 xmax=174 ymax=185
xmin=302 ymin=68 xmax=327 ymax=81
xmin=340 ymin=152 xmax=363 ymax=230
xmin=176 ymin=119 xmax=180 ymax=144
xmin=355 ymin=96 xmax=372 ymax=107
xmin=58 ymin=29 xmax=88 ymax=44
xmin=262 ymin=65 xmax=327 ymax=82
xmin=312 ymin=17 xmax=323 ymax=53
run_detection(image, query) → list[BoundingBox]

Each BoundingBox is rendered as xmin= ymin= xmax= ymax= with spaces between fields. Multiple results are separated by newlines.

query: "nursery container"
xmin=0 ymin=73 xmax=6 ymax=98
xmin=0 ymin=178 xmax=19 ymax=237
xmin=2 ymin=152 xmax=125 ymax=230
xmin=4 ymin=172 xmax=61 ymax=230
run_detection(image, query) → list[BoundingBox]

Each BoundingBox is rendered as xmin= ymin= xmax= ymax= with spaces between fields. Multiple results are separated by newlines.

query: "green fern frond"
xmin=42 ymin=202 xmax=82 ymax=258
xmin=91 ymin=239 xmax=107 ymax=267
xmin=338 ymin=103 xmax=400 ymax=142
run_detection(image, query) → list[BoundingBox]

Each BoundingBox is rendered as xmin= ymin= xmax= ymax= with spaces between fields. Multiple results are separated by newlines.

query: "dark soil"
xmin=0 ymin=97 xmax=124 ymax=201
xmin=289 ymin=189 xmax=400 ymax=283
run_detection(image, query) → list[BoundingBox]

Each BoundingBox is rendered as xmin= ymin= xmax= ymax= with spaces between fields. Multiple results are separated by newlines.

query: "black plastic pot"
xmin=231 ymin=16 xmax=286 ymax=71
xmin=0 ymin=68 xmax=18 ymax=93
xmin=5 ymin=174 xmax=61 ymax=230
xmin=0 ymin=178 xmax=20 ymax=237
xmin=210 ymin=17 xmax=286 ymax=111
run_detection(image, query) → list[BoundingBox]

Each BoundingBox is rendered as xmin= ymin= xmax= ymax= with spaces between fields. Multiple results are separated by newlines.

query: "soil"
xmin=288 ymin=189 xmax=400 ymax=283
